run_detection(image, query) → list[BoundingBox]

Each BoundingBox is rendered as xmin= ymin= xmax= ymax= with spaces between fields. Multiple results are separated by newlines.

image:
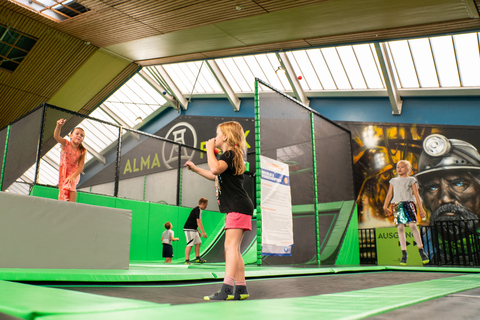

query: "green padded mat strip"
xmin=32 ymin=274 xmax=480 ymax=320
xmin=0 ymin=280 xmax=166 ymax=320
xmin=0 ymin=265 xmax=390 ymax=282
xmin=1 ymin=264 xmax=473 ymax=283
xmin=386 ymin=265 xmax=480 ymax=272
xmin=0 ymin=266 xmax=217 ymax=282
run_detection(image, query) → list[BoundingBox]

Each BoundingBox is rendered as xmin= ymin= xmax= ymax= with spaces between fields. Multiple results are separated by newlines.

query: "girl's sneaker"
xmin=419 ymin=249 xmax=430 ymax=264
xmin=400 ymin=251 xmax=408 ymax=265
xmin=234 ymin=285 xmax=249 ymax=300
xmin=204 ymin=284 xmax=234 ymax=301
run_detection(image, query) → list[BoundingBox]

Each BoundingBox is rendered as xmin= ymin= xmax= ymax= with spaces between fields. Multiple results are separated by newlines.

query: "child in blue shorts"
xmin=161 ymin=221 xmax=179 ymax=263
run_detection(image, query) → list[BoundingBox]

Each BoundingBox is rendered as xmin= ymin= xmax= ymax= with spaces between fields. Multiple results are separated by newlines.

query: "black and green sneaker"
xmin=400 ymin=251 xmax=408 ymax=266
xmin=234 ymin=285 xmax=249 ymax=300
xmin=419 ymin=249 xmax=430 ymax=264
xmin=204 ymin=283 xmax=234 ymax=301
xmin=195 ymin=257 xmax=207 ymax=263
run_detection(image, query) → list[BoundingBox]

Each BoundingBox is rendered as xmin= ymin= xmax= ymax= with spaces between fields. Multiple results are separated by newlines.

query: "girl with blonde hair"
xmin=186 ymin=121 xmax=254 ymax=300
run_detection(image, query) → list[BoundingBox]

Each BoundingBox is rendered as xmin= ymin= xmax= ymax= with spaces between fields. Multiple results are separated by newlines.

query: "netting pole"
xmin=254 ymin=79 xmax=262 ymax=266
xmin=311 ymin=113 xmax=321 ymax=265
xmin=143 ymin=175 xmax=147 ymax=201
xmin=0 ymin=125 xmax=11 ymax=191
xmin=33 ymin=104 xmax=47 ymax=187
xmin=176 ymin=145 xmax=182 ymax=206
xmin=113 ymin=127 xmax=122 ymax=197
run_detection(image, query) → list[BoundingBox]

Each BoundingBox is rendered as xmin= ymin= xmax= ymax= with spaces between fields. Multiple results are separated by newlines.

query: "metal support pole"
xmin=114 ymin=127 xmax=122 ymax=197
xmin=254 ymin=79 xmax=262 ymax=266
xmin=310 ymin=113 xmax=320 ymax=265
xmin=0 ymin=125 xmax=11 ymax=191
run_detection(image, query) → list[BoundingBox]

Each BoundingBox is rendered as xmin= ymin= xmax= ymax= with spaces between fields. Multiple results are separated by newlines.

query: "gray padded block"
xmin=0 ymin=192 xmax=132 ymax=269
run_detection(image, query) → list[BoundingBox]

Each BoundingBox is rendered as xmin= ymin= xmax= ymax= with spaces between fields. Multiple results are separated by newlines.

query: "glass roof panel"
xmin=163 ymin=61 xmax=223 ymax=94
xmin=114 ymin=82 xmax=145 ymax=104
xmin=199 ymin=62 xmax=224 ymax=93
xmin=266 ymin=53 xmax=290 ymax=91
xmin=337 ymin=45 xmax=367 ymax=89
xmin=231 ymin=57 xmax=256 ymax=91
xmin=216 ymin=58 xmax=243 ymax=92
xmin=255 ymin=53 xmax=283 ymax=90
xmin=321 ymin=47 xmax=351 ymax=89
xmin=430 ymin=35 xmax=461 ymax=87
xmin=37 ymin=159 xmax=58 ymax=185
xmin=243 ymin=55 xmax=268 ymax=91
xmin=163 ymin=64 xmax=191 ymax=93
xmin=108 ymin=88 xmax=131 ymax=104
xmin=179 ymin=63 xmax=201 ymax=93
xmin=453 ymin=33 xmax=480 ymax=87
xmin=387 ymin=40 xmax=419 ymax=88
xmin=289 ymin=50 xmax=321 ymax=90
xmin=408 ymin=38 xmax=439 ymax=88
xmin=285 ymin=51 xmax=310 ymax=90
xmin=306 ymin=49 xmax=336 ymax=89
xmin=127 ymin=74 xmax=167 ymax=106
xmin=353 ymin=44 xmax=384 ymax=89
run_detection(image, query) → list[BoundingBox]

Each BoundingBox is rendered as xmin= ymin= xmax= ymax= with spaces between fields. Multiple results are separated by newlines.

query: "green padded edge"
xmin=319 ymin=200 xmax=356 ymax=264
xmin=3 ymin=264 xmax=476 ymax=283
xmin=334 ymin=205 xmax=360 ymax=265
xmin=0 ymin=265 xmax=218 ymax=282
xmin=386 ymin=265 xmax=480 ymax=273
xmin=35 ymin=274 xmax=480 ymax=320
xmin=0 ymin=280 xmax=166 ymax=320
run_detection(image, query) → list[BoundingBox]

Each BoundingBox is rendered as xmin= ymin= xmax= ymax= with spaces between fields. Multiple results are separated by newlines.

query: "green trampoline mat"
xmin=0 ymin=280 xmax=166 ymax=320
xmin=21 ymin=273 xmax=480 ymax=320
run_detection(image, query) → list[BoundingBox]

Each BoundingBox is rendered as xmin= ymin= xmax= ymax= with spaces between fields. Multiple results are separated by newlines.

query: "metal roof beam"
xmin=100 ymin=105 xmax=140 ymax=140
xmin=82 ymin=141 xmax=106 ymax=164
xmin=149 ymin=66 xmax=189 ymax=110
xmin=374 ymin=42 xmax=403 ymax=115
xmin=139 ymin=69 xmax=179 ymax=111
xmin=276 ymin=51 xmax=309 ymax=106
xmin=42 ymin=154 xmax=59 ymax=171
xmin=206 ymin=59 xmax=241 ymax=111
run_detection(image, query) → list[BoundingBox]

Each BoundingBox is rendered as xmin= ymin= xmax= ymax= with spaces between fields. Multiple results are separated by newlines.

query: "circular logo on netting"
xmin=162 ymin=122 xmax=197 ymax=169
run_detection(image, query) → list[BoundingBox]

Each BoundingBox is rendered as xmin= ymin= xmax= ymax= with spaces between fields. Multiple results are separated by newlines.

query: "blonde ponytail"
xmin=218 ymin=121 xmax=246 ymax=175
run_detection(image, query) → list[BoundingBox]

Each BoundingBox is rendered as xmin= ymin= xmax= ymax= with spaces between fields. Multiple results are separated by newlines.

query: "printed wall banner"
xmin=338 ymin=122 xmax=480 ymax=230
xmin=376 ymin=226 xmax=423 ymax=266
xmin=80 ymin=116 xmax=255 ymax=187
xmin=260 ymin=155 xmax=294 ymax=256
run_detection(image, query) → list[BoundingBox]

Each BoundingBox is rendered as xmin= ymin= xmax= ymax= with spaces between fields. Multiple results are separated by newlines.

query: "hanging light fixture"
xmin=275 ymin=66 xmax=286 ymax=75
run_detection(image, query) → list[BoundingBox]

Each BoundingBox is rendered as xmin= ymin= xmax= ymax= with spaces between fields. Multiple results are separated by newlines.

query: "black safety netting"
xmin=180 ymin=145 xmax=218 ymax=210
xmin=259 ymin=89 xmax=317 ymax=265
xmin=2 ymin=108 xmax=43 ymax=192
xmin=42 ymin=107 xmax=120 ymax=197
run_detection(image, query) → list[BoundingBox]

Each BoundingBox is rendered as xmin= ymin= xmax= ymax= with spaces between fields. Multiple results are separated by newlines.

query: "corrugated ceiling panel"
xmin=136 ymin=39 xmax=311 ymax=66
xmin=0 ymin=6 xmax=97 ymax=128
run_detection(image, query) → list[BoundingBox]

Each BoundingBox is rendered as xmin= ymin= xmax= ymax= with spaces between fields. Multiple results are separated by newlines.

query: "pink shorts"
xmin=225 ymin=212 xmax=252 ymax=231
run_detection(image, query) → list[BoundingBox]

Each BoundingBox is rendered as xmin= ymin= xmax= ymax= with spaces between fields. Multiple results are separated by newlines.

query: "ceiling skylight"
xmin=9 ymin=0 xmax=90 ymax=22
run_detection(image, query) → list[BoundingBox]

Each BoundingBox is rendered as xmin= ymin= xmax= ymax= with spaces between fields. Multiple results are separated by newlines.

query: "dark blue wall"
xmin=311 ymin=96 xmax=480 ymax=126
xmin=141 ymin=96 xmax=480 ymax=129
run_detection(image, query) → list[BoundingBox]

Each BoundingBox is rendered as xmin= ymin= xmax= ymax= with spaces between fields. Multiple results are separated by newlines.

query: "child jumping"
xmin=186 ymin=121 xmax=254 ymax=301
xmin=54 ymin=119 xmax=86 ymax=202
xmin=383 ymin=160 xmax=429 ymax=265
xmin=161 ymin=221 xmax=179 ymax=263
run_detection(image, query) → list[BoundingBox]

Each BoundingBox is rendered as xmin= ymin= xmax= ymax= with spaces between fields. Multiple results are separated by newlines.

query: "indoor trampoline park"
xmin=3 ymin=1 xmax=480 ymax=319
